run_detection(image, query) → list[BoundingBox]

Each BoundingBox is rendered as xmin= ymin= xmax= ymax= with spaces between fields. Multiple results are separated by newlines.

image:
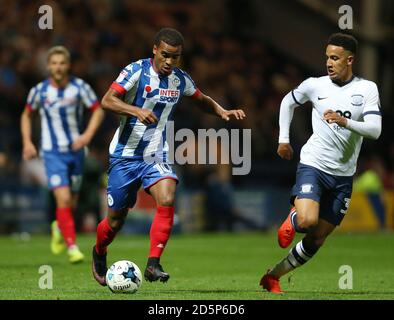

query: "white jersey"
xmin=279 ymin=75 xmax=382 ymax=176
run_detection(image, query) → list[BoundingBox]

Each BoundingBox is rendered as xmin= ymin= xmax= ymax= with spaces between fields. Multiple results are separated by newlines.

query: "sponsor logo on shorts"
xmin=50 ymin=174 xmax=61 ymax=187
xmin=107 ymin=194 xmax=114 ymax=207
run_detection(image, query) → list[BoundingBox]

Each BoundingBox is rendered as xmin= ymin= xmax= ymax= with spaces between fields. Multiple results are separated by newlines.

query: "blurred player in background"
xmin=260 ymin=33 xmax=382 ymax=293
xmin=21 ymin=46 xmax=105 ymax=263
xmin=92 ymin=28 xmax=246 ymax=286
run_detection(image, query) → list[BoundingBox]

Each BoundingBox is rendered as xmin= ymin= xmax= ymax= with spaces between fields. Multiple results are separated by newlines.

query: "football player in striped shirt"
xmin=260 ymin=33 xmax=382 ymax=293
xmin=21 ymin=46 xmax=105 ymax=263
xmin=92 ymin=28 xmax=246 ymax=285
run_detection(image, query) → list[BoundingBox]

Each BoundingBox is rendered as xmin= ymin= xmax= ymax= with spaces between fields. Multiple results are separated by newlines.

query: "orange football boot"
xmin=278 ymin=207 xmax=296 ymax=248
xmin=260 ymin=270 xmax=282 ymax=293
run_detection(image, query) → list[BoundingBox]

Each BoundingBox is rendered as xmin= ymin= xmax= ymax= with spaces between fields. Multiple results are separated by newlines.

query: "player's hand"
xmin=277 ymin=143 xmax=293 ymax=160
xmin=136 ymin=109 xmax=158 ymax=125
xmin=221 ymin=109 xmax=246 ymax=121
xmin=323 ymin=109 xmax=347 ymax=127
xmin=72 ymin=134 xmax=90 ymax=151
xmin=22 ymin=142 xmax=38 ymax=161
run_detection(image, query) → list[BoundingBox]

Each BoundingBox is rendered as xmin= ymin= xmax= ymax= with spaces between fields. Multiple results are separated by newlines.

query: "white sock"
xmin=270 ymin=240 xmax=315 ymax=278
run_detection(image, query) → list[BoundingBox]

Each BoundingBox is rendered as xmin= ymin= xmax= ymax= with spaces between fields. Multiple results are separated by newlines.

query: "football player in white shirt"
xmin=260 ymin=33 xmax=382 ymax=293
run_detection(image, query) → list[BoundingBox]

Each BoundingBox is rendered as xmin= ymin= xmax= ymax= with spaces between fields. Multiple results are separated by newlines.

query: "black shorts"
xmin=291 ymin=163 xmax=353 ymax=226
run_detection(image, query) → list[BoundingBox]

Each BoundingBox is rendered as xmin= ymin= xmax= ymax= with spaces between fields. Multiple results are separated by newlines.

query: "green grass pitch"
xmin=0 ymin=231 xmax=393 ymax=300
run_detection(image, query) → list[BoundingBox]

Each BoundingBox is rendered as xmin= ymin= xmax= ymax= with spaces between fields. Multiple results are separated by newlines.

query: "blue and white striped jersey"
xmin=109 ymin=58 xmax=200 ymax=160
xmin=25 ymin=77 xmax=99 ymax=153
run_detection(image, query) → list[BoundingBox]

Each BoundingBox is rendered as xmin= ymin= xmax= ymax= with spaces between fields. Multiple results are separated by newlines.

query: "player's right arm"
xmin=102 ymin=62 xmax=158 ymax=125
xmin=20 ymin=108 xmax=38 ymax=160
xmin=101 ymin=88 xmax=158 ymax=125
xmin=278 ymin=78 xmax=313 ymax=160
xmin=21 ymin=87 xmax=40 ymax=160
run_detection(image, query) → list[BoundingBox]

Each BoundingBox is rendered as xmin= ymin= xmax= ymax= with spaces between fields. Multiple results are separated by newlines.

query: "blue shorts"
xmin=291 ymin=163 xmax=353 ymax=226
xmin=42 ymin=150 xmax=84 ymax=192
xmin=107 ymin=157 xmax=178 ymax=210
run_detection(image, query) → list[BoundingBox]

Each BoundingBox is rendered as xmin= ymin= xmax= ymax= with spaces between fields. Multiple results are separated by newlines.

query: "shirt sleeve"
xmin=345 ymin=82 xmax=382 ymax=140
xmin=278 ymin=92 xmax=299 ymax=143
xmin=80 ymin=81 xmax=100 ymax=111
xmin=291 ymin=77 xmax=314 ymax=105
xmin=110 ymin=62 xmax=143 ymax=95
xmin=346 ymin=114 xmax=381 ymax=140
xmin=25 ymin=86 xmax=40 ymax=112
xmin=182 ymin=71 xmax=201 ymax=99
xmin=278 ymin=78 xmax=314 ymax=143
xmin=362 ymin=82 xmax=382 ymax=117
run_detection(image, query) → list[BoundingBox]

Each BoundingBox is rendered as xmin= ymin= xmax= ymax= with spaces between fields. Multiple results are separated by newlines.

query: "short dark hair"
xmin=154 ymin=28 xmax=184 ymax=47
xmin=327 ymin=33 xmax=358 ymax=55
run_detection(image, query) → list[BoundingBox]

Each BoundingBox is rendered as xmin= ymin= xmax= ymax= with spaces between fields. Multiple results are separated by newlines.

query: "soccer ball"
xmin=106 ymin=260 xmax=142 ymax=294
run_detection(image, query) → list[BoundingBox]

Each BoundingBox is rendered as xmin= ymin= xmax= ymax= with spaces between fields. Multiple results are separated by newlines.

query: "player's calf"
xmin=296 ymin=214 xmax=319 ymax=231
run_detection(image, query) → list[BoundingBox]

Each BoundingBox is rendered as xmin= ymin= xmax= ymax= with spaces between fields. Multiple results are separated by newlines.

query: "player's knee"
xmin=108 ymin=217 xmax=125 ymax=231
xmin=297 ymin=215 xmax=318 ymax=230
xmin=156 ymin=194 xmax=175 ymax=207
xmin=56 ymin=196 xmax=72 ymax=208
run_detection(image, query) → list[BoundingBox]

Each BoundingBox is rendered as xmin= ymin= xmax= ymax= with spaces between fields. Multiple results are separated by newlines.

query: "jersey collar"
xmin=150 ymin=58 xmax=172 ymax=78
xmin=49 ymin=77 xmax=70 ymax=89
xmin=332 ymin=74 xmax=355 ymax=87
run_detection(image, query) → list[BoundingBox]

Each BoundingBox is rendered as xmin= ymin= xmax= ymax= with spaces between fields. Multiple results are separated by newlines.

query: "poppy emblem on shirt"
xmin=145 ymin=85 xmax=152 ymax=93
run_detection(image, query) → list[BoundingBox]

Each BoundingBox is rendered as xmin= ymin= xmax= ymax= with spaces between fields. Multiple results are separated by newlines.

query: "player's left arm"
xmin=182 ymin=71 xmax=245 ymax=121
xmin=72 ymin=81 xmax=105 ymax=151
xmin=323 ymin=84 xmax=382 ymax=140
xmin=323 ymin=110 xmax=381 ymax=140
xmin=192 ymin=92 xmax=246 ymax=121
xmin=72 ymin=107 xmax=105 ymax=151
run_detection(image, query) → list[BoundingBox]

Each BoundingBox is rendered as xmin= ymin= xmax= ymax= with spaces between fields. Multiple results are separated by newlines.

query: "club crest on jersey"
xmin=107 ymin=194 xmax=114 ymax=207
xmin=351 ymin=94 xmax=364 ymax=106
xmin=300 ymin=184 xmax=313 ymax=194
xmin=172 ymin=77 xmax=180 ymax=86
xmin=143 ymin=85 xmax=180 ymax=103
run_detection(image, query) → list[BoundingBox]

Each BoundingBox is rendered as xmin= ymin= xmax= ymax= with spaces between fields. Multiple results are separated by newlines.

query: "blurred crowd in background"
xmin=1 ymin=0 xmax=393 ymax=232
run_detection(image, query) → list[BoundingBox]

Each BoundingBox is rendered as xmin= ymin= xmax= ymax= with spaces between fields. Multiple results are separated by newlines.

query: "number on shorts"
xmin=340 ymin=197 xmax=351 ymax=214
xmin=154 ymin=163 xmax=172 ymax=175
